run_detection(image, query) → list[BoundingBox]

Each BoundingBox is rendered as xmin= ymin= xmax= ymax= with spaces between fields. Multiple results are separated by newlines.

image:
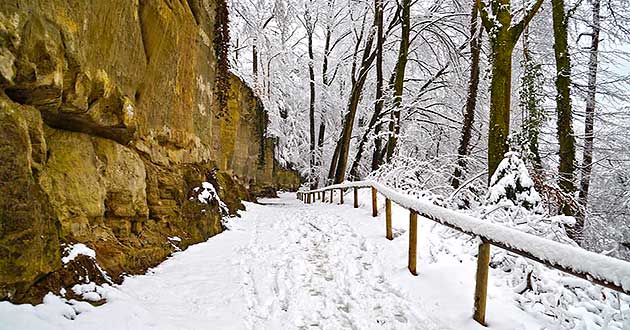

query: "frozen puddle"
xmin=0 ymin=193 xmax=545 ymax=330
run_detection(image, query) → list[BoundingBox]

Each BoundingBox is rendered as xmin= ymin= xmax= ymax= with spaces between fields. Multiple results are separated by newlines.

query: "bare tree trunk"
xmin=372 ymin=0 xmax=385 ymax=172
xmin=478 ymin=0 xmax=544 ymax=180
xmin=252 ymin=40 xmax=259 ymax=94
xmin=371 ymin=124 xmax=384 ymax=170
xmin=308 ymin=29 xmax=316 ymax=189
xmin=372 ymin=70 xmax=397 ymax=169
xmin=317 ymin=122 xmax=325 ymax=179
xmin=349 ymin=0 xmax=384 ymax=179
xmin=334 ymin=69 xmax=374 ymax=183
xmin=577 ymin=0 xmax=601 ymax=238
xmin=385 ymin=0 xmax=411 ymax=163
xmin=317 ymin=6 xmax=334 ymax=188
xmin=452 ymin=2 xmax=482 ymax=189
xmin=551 ymin=0 xmax=577 ymax=219
xmin=328 ymin=137 xmax=343 ymax=185
xmin=332 ymin=14 xmax=377 ymax=183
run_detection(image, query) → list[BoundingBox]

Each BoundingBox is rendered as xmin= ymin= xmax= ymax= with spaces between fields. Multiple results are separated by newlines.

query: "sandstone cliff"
xmin=0 ymin=0 xmax=300 ymax=303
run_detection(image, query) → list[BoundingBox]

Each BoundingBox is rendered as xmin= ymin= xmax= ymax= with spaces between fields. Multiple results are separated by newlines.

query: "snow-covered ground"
xmin=1 ymin=192 xmax=553 ymax=330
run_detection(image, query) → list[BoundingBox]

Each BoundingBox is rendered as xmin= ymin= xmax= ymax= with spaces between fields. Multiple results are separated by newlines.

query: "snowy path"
xmin=238 ymin=198 xmax=440 ymax=329
xmin=0 ymin=193 xmax=546 ymax=330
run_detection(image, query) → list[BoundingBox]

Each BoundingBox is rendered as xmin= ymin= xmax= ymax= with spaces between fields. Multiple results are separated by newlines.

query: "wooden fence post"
xmin=340 ymin=189 xmax=344 ymax=204
xmin=371 ymin=187 xmax=378 ymax=217
xmin=353 ymin=187 xmax=358 ymax=208
xmin=473 ymin=241 xmax=491 ymax=325
xmin=386 ymin=199 xmax=392 ymax=240
xmin=408 ymin=211 xmax=418 ymax=276
xmin=330 ymin=190 xmax=334 ymax=203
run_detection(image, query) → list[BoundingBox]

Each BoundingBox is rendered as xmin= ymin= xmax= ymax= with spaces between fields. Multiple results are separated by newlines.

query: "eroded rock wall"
xmin=0 ymin=0 xmax=300 ymax=303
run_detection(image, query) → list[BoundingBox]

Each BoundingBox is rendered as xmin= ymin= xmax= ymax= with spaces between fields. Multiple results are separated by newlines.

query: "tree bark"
xmin=372 ymin=70 xmax=397 ymax=169
xmin=308 ymin=29 xmax=316 ymax=189
xmin=577 ymin=0 xmax=601 ymax=239
xmin=317 ymin=9 xmax=334 ymax=188
xmin=328 ymin=139 xmax=342 ymax=184
xmin=334 ymin=69 xmax=374 ymax=183
xmin=551 ymin=0 xmax=577 ymax=218
xmin=452 ymin=2 xmax=482 ymax=189
xmin=349 ymin=0 xmax=384 ymax=179
xmin=252 ymin=41 xmax=258 ymax=94
xmin=332 ymin=12 xmax=378 ymax=183
xmin=478 ymin=0 xmax=544 ymax=181
xmin=385 ymin=0 xmax=411 ymax=163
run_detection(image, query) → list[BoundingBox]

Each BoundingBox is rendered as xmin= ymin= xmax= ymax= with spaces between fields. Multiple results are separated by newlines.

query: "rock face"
xmin=0 ymin=0 xmax=300 ymax=303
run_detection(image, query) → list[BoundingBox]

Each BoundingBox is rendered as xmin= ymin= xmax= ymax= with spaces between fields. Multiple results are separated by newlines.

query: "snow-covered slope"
xmin=0 ymin=193 xmax=557 ymax=329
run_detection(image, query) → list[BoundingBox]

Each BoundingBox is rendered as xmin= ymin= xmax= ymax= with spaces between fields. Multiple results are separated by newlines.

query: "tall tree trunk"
xmin=452 ymin=2 xmax=482 ymax=189
xmin=372 ymin=0 xmax=385 ymax=172
xmin=577 ymin=0 xmax=601 ymax=239
xmin=487 ymin=44 xmax=514 ymax=179
xmin=334 ymin=72 xmax=374 ymax=183
xmin=385 ymin=0 xmax=411 ymax=163
xmin=328 ymin=139 xmax=341 ymax=183
xmin=308 ymin=30 xmax=316 ymax=189
xmin=371 ymin=124 xmax=384 ymax=170
xmin=349 ymin=0 xmax=384 ymax=179
xmin=332 ymin=14 xmax=377 ymax=183
xmin=372 ymin=70 xmax=397 ymax=169
xmin=551 ymin=0 xmax=577 ymax=219
xmin=317 ymin=122 xmax=326 ymax=176
xmin=478 ymin=0 xmax=544 ymax=180
xmin=252 ymin=41 xmax=258 ymax=94
xmin=317 ymin=8 xmax=334 ymax=188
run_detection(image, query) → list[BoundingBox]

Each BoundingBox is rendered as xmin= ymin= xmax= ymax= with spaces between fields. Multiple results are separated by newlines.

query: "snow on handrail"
xmin=299 ymin=180 xmax=630 ymax=295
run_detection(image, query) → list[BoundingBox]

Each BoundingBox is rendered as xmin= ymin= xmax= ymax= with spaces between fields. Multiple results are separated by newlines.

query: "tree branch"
xmin=510 ymin=0 xmax=544 ymax=43
xmin=476 ymin=0 xmax=492 ymax=32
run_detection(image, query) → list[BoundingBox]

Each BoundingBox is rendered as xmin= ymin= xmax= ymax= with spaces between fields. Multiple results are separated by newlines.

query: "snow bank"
xmin=301 ymin=180 xmax=630 ymax=294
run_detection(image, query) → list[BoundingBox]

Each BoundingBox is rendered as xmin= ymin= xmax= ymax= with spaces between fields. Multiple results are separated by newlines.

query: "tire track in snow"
xmin=238 ymin=198 xmax=443 ymax=329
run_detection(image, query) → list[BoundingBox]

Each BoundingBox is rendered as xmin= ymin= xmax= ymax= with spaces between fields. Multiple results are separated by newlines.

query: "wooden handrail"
xmin=297 ymin=180 xmax=630 ymax=326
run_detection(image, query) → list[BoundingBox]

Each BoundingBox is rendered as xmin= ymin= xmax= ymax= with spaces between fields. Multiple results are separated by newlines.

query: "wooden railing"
xmin=297 ymin=180 xmax=630 ymax=326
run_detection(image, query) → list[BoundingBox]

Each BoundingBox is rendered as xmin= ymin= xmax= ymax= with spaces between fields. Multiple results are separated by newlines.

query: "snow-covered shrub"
xmin=486 ymin=152 xmax=541 ymax=211
xmin=473 ymin=154 xmax=629 ymax=329
xmin=368 ymin=151 xmax=630 ymax=329
xmin=369 ymin=154 xmax=485 ymax=207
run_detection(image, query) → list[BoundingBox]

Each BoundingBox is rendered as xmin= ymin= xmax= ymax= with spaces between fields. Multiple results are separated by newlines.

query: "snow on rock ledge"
xmin=191 ymin=181 xmax=229 ymax=215
xmin=61 ymin=244 xmax=96 ymax=264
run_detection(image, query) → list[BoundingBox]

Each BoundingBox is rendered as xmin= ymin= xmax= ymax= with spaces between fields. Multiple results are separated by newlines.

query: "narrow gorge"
xmin=0 ymin=0 xmax=299 ymax=304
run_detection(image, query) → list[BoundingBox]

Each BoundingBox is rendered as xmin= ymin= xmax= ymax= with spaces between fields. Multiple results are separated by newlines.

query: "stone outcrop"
xmin=0 ymin=0 xmax=300 ymax=303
